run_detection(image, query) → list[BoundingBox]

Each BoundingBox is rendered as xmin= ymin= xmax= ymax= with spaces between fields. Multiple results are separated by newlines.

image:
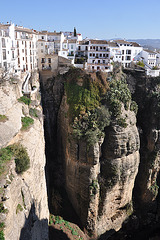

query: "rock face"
xmin=57 ymin=70 xmax=140 ymax=237
xmin=97 ymin=108 xmax=140 ymax=236
xmin=0 ymin=75 xmax=49 ymax=240
xmin=125 ymin=70 xmax=160 ymax=213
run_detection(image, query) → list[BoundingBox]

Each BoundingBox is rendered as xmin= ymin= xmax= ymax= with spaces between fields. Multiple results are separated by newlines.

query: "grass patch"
xmin=29 ymin=108 xmax=39 ymax=118
xmin=0 ymin=115 xmax=8 ymax=123
xmin=0 ymin=147 xmax=13 ymax=177
xmin=21 ymin=116 xmax=34 ymax=130
xmin=10 ymin=143 xmax=30 ymax=174
xmin=18 ymin=96 xmax=31 ymax=105
xmin=16 ymin=204 xmax=23 ymax=214
xmin=0 ymin=202 xmax=8 ymax=214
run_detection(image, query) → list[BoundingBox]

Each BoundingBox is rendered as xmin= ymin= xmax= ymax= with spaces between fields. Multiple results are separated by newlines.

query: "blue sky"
xmin=1 ymin=0 xmax=160 ymax=39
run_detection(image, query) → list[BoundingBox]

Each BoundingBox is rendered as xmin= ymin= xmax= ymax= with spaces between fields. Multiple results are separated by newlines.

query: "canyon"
xmin=0 ymin=65 xmax=160 ymax=239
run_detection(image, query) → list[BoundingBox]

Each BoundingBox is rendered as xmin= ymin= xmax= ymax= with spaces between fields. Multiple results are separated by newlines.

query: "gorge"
xmin=0 ymin=65 xmax=160 ymax=240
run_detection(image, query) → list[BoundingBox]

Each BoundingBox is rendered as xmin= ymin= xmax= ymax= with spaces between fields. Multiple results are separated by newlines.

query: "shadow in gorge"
xmin=49 ymin=225 xmax=70 ymax=240
xmin=19 ymin=202 xmax=48 ymax=240
xmin=39 ymin=72 xmax=83 ymax=236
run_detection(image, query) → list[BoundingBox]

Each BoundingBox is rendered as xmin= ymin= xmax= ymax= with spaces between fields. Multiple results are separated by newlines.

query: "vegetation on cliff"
xmin=64 ymin=68 xmax=138 ymax=146
xmin=0 ymin=143 xmax=30 ymax=175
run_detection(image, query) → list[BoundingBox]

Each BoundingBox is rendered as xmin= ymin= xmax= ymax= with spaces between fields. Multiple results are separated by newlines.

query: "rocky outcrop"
xmin=0 ymin=74 xmax=49 ymax=240
xmin=97 ymin=106 xmax=139 ymax=236
xmin=57 ymin=69 xmax=140 ymax=237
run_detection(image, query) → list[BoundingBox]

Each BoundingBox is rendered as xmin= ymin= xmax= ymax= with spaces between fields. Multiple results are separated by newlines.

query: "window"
xmin=22 ymin=49 xmax=24 ymax=53
xmin=41 ymin=43 xmax=43 ymax=46
xmin=78 ymin=46 xmax=81 ymax=50
xmin=2 ymin=49 xmax=6 ymax=60
xmin=90 ymin=46 xmax=92 ymax=49
xmin=12 ymin=51 xmax=14 ymax=59
xmin=100 ymin=54 xmax=102 ymax=57
xmin=2 ymin=38 xmax=5 ymax=48
xmin=48 ymin=58 xmax=51 ymax=63
xmin=90 ymin=53 xmax=92 ymax=56
xmin=92 ymin=66 xmax=94 ymax=69
xmin=71 ymin=45 xmax=73 ymax=49
xmin=41 ymin=50 xmax=43 ymax=53
xmin=126 ymin=50 xmax=131 ymax=54
xmin=103 ymin=60 xmax=105 ymax=63
xmin=106 ymin=54 xmax=109 ymax=57
xmin=98 ymin=60 xmax=100 ymax=63
xmin=42 ymin=36 xmax=44 ymax=40
xmin=23 ymin=57 xmax=24 ymax=61
xmin=93 ymin=53 xmax=95 ymax=57
xmin=86 ymin=46 xmax=88 ymax=50
xmin=41 ymin=58 xmax=45 ymax=63
xmin=126 ymin=56 xmax=131 ymax=60
xmin=122 ymin=50 xmax=124 ymax=54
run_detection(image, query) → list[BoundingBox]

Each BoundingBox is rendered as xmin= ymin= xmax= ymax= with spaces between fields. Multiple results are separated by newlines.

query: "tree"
xmin=74 ymin=27 xmax=77 ymax=37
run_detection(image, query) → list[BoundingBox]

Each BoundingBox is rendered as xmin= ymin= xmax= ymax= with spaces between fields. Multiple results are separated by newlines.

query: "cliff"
xmin=0 ymin=73 xmax=49 ymax=240
xmin=56 ymin=68 xmax=140 ymax=238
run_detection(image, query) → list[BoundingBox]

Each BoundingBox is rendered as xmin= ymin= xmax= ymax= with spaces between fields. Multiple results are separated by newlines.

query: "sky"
xmin=1 ymin=0 xmax=160 ymax=40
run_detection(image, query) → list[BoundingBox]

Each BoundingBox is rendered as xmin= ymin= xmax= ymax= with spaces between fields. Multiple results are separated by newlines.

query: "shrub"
xmin=21 ymin=116 xmax=34 ymax=130
xmin=29 ymin=108 xmax=40 ymax=118
xmin=0 ymin=147 xmax=13 ymax=176
xmin=10 ymin=143 xmax=30 ymax=174
xmin=104 ymin=79 xmax=132 ymax=117
xmin=72 ymin=107 xmax=110 ymax=146
xmin=16 ymin=204 xmax=23 ymax=214
xmin=130 ymin=101 xmax=138 ymax=114
xmin=137 ymin=61 xmax=145 ymax=68
xmin=0 ymin=230 xmax=5 ymax=240
xmin=0 ymin=115 xmax=8 ymax=123
xmin=117 ymin=117 xmax=128 ymax=128
xmin=0 ymin=202 xmax=8 ymax=214
xmin=18 ymin=96 xmax=31 ymax=105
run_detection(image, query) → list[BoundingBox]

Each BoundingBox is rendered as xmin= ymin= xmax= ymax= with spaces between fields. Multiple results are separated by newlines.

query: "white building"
xmin=0 ymin=23 xmax=17 ymax=73
xmin=140 ymin=49 xmax=157 ymax=68
xmin=87 ymin=40 xmax=111 ymax=72
xmin=112 ymin=40 xmax=143 ymax=67
xmin=15 ymin=26 xmax=38 ymax=73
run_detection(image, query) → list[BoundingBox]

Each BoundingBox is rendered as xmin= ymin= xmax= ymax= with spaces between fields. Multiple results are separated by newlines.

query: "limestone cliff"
xmin=0 ymin=73 xmax=49 ymax=240
xmin=57 ymin=68 xmax=140 ymax=237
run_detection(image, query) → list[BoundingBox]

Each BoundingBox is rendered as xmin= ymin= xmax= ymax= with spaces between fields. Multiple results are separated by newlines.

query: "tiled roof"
xmin=0 ymin=24 xmax=11 ymax=29
xmin=15 ymin=26 xmax=37 ymax=34
xmin=90 ymin=39 xmax=108 ymax=45
xmin=130 ymin=42 xmax=141 ymax=47
xmin=47 ymin=32 xmax=62 ymax=36
xmin=114 ymin=39 xmax=130 ymax=44
xmin=144 ymin=49 xmax=157 ymax=54
xmin=108 ymin=41 xmax=119 ymax=47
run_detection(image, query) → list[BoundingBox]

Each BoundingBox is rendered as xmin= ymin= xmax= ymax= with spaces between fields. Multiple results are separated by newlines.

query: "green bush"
xmin=0 ymin=203 xmax=8 ymax=214
xmin=18 ymin=96 xmax=31 ymax=105
xmin=72 ymin=107 xmax=110 ymax=146
xmin=21 ymin=117 xmax=34 ymax=130
xmin=104 ymin=79 xmax=132 ymax=117
xmin=10 ymin=143 xmax=30 ymax=174
xmin=130 ymin=101 xmax=138 ymax=114
xmin=137 ymin=61 xmax=145 ymax=68
xmin=0 ymin=147 xmax=13 ymax=176
xmin=0 ymin=115 xmax=8 ymax=123
xmin=29 ymin=108 xmax=40 ymax=118
xmin=117 ymin=117 xmax=128 ymax=128
xmin=16 ymin=204 xmax=23 ymax=214
xmin=0 ymin=230 xmax=5 ymax=240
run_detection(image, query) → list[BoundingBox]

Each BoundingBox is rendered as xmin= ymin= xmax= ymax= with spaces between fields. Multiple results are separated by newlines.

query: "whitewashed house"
xmin=15 ymin=26 xmax=38 ymax=73
xmin=112 ymin=40 xmax=143 ymax=67
xmin=87 ymin=40 xmax=111 ymax=72
xmin=140 ymin=49 xmax=157 ymax=68
xmin=0 ymin=23 xmax=17 ymax=73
